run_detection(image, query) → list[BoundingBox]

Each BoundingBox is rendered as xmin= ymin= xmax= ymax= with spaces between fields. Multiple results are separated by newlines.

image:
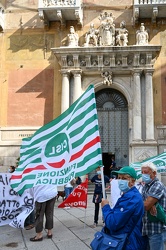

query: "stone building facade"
xmin=0 ymin=0 xmax=166 ymax=176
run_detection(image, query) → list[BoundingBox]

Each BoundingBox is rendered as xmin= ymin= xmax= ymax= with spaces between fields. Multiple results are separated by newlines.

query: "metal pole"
xmin=101 ymin=166 xmax=106 ymax=199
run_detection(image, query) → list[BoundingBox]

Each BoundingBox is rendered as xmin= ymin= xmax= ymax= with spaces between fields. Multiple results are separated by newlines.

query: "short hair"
xmin=141 ymin=162 xmax=157 ymax=172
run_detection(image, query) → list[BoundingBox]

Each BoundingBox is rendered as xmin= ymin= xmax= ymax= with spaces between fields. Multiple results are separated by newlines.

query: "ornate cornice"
xmin=52 ymin=45 xmax=161 ymax=74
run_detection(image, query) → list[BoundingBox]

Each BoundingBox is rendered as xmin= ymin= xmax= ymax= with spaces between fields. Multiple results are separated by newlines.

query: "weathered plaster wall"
xmin=0 ymin=0 xmax=166 ymax=167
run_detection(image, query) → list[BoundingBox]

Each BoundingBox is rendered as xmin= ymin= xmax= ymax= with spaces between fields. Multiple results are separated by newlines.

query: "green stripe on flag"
xmin=10 ymin=85 xmax=103 ymax=195
xmin=72 ymin=125 xmax=99 ymax=149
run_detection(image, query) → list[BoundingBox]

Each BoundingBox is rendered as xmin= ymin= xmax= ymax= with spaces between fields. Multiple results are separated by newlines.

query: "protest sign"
xmin=0 ymin=173 xmax=34 ymax=228
xmin=58 ymin=178 xmax=88 ymax=208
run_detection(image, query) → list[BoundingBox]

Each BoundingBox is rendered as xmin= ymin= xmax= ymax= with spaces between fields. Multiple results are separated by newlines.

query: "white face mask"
xmin=8 ymin=168 xmax=11 ymax=173
xmin=118 ymin=179 xmax=130 ymax=192
xmin=142 ymin=174 xmax=152 ymax=184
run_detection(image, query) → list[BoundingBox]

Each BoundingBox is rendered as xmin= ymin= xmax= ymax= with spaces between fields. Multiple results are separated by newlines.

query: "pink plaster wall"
xmin=8 ymin=68 xmax=54 ymax=126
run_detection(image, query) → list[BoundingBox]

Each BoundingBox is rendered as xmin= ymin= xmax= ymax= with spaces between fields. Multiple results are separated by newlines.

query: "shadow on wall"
xmin=7 ymin=68 xmax=55 ymax=126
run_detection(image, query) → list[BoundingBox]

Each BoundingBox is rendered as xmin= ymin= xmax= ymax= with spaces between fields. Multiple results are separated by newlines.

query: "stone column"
xmin=71 ymin=70 xmax=82 ymax=103
xmin=144 ymin=69 xmax=155 ymax=140
xmin=61 ymin=70 xmax=70 ymax=113
xmin=132 ymin=70 xmax=142 ymax=141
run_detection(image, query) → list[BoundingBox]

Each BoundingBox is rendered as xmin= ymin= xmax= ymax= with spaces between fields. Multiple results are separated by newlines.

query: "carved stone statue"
xmin=101 ymin=71 xmax=112 ymax=85
xmin=116 ymin=21 xmax=128 ymax=46
xmin=67 ymin=26 xmax=79 ymax=47
xmin=84 ymin=23 xmax=99 ymax=47
xmin=99 ymin=12 xmax=115 ymax=46
xmin=136 ymin=23 xmax=149 ymax=45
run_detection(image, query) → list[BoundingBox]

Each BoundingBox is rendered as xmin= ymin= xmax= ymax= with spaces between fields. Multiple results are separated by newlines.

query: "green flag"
xmin=130 ymin=152 xmax=166 ymax=179
xmin=10 ymin=85 xmax=102 ymax=194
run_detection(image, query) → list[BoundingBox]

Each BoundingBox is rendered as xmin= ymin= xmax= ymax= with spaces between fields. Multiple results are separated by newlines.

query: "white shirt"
xmin=30 ymin=184 xmax=57 ymax=202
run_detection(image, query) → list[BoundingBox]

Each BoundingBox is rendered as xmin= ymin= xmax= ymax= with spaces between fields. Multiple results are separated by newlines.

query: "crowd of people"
xmin=7 ymin=161 xmax=166 ymax=249
xmin=90 ymin=162 xmax=166 ymax=250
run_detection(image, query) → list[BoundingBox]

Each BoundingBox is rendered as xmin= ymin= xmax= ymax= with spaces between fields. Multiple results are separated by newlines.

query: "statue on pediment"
xmin=136 ymin=23 xmax=149 ymax=45
xmin=116 ymin=21 xmax=128 ymax=46
xmin=67 ymin=26 xmax=79 ymax=47
xmin=99 ymin=12 xmax=115 ymax=46
xmin=84 ymin=23 xmax=99 ymax=47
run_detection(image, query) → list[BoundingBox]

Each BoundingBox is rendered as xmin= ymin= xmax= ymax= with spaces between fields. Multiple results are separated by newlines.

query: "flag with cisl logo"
xmin=10 ymin=85 xmax=102 ymax=195
xmin=130 ymin=151 xmax=166 ymax=179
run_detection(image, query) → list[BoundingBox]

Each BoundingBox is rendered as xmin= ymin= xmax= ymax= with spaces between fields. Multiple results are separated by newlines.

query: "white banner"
xmin=110 ymin=179 xmax=121 ymax=208
xmin=0 ymin=173 xmax=34 ymax=228
xmin=110 ymin=179 xmax=143 ymax=208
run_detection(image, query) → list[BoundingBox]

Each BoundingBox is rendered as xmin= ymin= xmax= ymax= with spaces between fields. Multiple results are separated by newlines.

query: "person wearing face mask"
xmin=8 ymin=166 xmax=15 ymax=173
xmin=90 ymin=166 xmax=110 ymax=228
xmin=141 ymin=162 xmax=166 ymax=250
xmin=101 ymin=166 xmax=147 ymax=250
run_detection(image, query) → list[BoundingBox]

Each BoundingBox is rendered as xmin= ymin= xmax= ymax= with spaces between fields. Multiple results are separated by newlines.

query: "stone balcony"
xmin=38 ymin=0 xmax=83 ymax=28
xmin=133 ymin=0 xmax=166 ymax=24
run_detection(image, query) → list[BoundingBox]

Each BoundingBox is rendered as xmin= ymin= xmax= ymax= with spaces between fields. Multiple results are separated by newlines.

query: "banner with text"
xmin=0 ymin=173 xmax=34 ymax=228
xmin=58 ymin=178 xmax=88 ymax=208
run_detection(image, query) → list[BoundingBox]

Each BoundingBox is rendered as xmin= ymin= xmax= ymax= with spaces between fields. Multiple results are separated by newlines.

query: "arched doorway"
xmin=95 ymin=88 xmax=129 ymax=177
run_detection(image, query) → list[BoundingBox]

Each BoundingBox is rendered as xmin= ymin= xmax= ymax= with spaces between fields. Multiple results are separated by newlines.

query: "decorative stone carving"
xmin=116 ymin=60 xmax=122 ymax=65
xmin=57 ymin=9 xmax=65 ymax=27
xmin=67 ymin=26 xmax=79 ymax=47
xmin=80 ymin=60 xmax=86 ymax=66
xmin=103 ymin=59 xmax=110 ymax=66
xmin=61 ymin=56 xmax=67 ymax=67
xmin=84 ymin=23 xmax=99 ymax=47
xmin=98 ymin=12 xmax=115 ymax=46
xmin=136 ymin=23 xmax=149 ymax=45
xmin=152 ymin=7 xmax=158 ymax=23
xmin=92 ymin=60 xmax=98 ymax=66
xmin=73 ymin=55 xmax=79 ymax=67
xmin=116 ymin=21 xmax=128 ymax=46
xmin=75 ymin=10 xmax=82 ymax=27
xmin=140 ymin=56 xmax=146 ymax=64
xmin=135 ymin=149 xmax=154 ymax=162
xmin=157 ymin=126 xmax=166 ymax=139
xmin=134 ymin=7 xmax=139 ymax=24
xmin=43 ymin=0 xmax=76 ymax=7
xmin=101 ymin=71 xmax=112 ymax=85
xmin=52 ymin=46 xmax=161 ymax=72
xmin=67 ymin=59 xmax=74 ymax=66
xmin=0 ymin=7 xmax=4 ymax=32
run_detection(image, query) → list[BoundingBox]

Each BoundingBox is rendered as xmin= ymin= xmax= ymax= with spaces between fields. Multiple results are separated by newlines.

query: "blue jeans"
xmin=64 ymin=187 xmax=73 ymax=199
xmin=147 ymin=232 xmax=164 ymax=250
xmin=163 ymin=229 xmax=166 ymax=249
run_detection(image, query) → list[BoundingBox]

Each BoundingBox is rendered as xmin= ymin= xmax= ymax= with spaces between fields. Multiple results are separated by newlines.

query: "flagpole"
xmin=84 ymin=177 xmax=88 ymax=229
xmin=84 ymin=208 xmax=87 ymax=229
xmin=101 ymin=166 xmax=106 ymax=199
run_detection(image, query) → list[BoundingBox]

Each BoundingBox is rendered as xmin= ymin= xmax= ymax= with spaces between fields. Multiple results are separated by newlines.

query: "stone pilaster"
xmin=144 ymin=69 xmax=155 ymax=140
xmin=132 ymin=70 xmax=142 ymax=141
xmin=61 ymin=70 xmax=70 ymax=113
xmin=71 ymin=70 xmax=82 ymax=103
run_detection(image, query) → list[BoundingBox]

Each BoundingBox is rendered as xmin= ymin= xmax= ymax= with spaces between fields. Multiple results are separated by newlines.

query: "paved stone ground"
xmin=0 ymin=194 xmax=104 ymax=250
xmin=1 ymin=193 xmax=166 ymax=250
